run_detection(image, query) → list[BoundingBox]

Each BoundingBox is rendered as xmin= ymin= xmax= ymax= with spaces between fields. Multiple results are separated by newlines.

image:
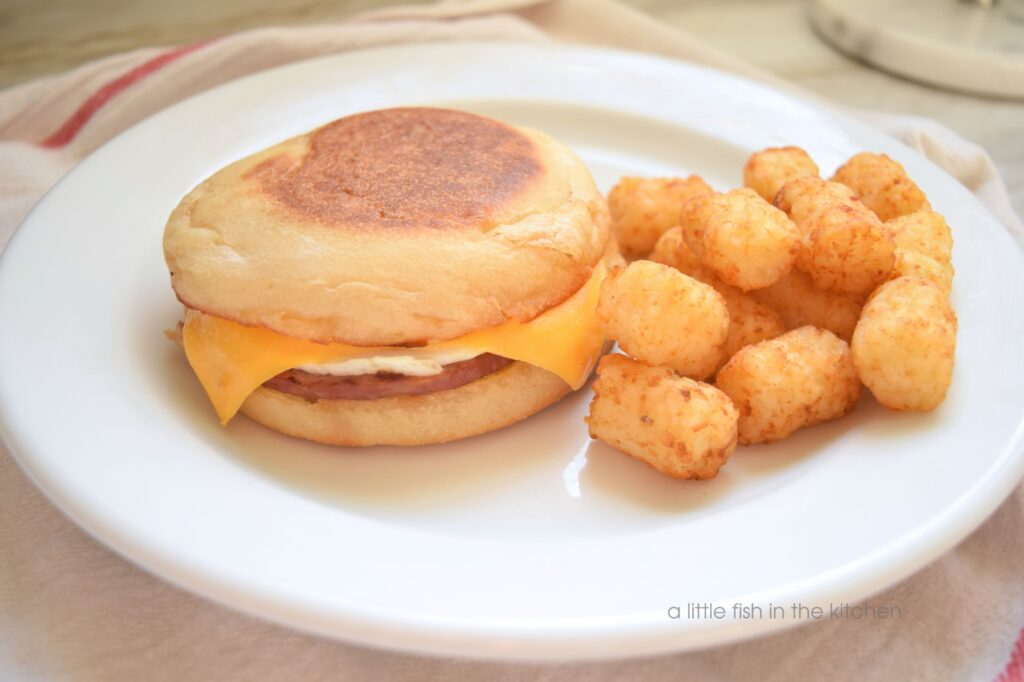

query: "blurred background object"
xmin=810 ymin=0 xmax=1024 ymax=99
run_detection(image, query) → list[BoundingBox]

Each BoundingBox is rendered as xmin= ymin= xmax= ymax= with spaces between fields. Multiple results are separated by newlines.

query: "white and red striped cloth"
xmin=1 ymin=1 xmax=1022 ymax=680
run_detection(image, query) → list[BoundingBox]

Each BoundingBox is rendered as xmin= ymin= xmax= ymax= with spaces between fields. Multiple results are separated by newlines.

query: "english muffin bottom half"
xmin=163 ymin=107 xmax=615 ymax=446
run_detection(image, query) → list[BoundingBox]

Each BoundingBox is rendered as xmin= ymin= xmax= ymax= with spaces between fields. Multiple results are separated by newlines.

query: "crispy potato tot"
xmin=773 ymin=176 xmax=857 ymax=229
xmin=597 ymin=261 xmax=729 ymax=379
xmin=776 ymin=177 xmax=895 ymax=295
xmin=648 ymin=225 xmax=704 ymax=277
xmin=608 ymin=176 xmax=715 ymax=258
xmin=679 ymin=188 xmax=800 ymax=291
xmin=852 ymin=277 xmax=957 ymax=411
xmin=743 ymin=146 xmax=820 ymax=202
xmin=882 ymin=209 xmax=954 ymax=295
xmin=752 ymin=269 xmax=863 ymax=341
xmin=798 ymin=204 xmax=896 ymax=294
xmin=586 ymin=354 xmax=738 ymax=480
xmin=889 ymin=249 xmax=953 ymax=295
xmin=832 ymin=152 xmax=930 ymax=222
xmin=716 ymin=284 xmax=788 ymax=366
xmin=886 ymin=210 xmax=953 ymax=264
xmin=649 ymin=235 xmax=786 ymax=365
xmin=715 ymin=326 xmax=861 ymax=444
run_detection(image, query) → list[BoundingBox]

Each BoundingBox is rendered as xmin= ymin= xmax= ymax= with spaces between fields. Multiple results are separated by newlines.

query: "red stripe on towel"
xmin=40 ymin=39 xmax=213 ymax=148
xmin=997 ymin=626 xmax=1024 ymax=682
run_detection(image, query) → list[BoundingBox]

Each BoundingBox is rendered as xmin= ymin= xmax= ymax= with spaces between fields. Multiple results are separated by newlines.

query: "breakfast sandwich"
xmin=163 ymin=107 xmax=615 ymax=446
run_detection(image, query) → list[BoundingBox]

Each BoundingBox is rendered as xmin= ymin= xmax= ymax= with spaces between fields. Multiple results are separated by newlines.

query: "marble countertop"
xmin=1 ymin=0 xmax=1021 ymax=217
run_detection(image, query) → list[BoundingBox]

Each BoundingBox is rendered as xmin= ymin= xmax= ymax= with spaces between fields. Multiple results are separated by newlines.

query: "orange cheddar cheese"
xmin=182 ymin=263 xmax=608 ymax=424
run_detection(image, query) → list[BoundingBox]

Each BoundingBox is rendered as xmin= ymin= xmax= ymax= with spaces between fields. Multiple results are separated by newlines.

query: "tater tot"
xmin=716 ymin=284 xmax=788 ymax=366
xmin=648 ymin=225 xmax=704 ymax=277
xmin=889 ymin=249 xmax=953 ymax=295
xmin=608 ymin=176 xmax=715 ymax=258
xmin=715 ymin=326 xmax=861 ymax=444
xmin=752 ymin=269 xmax=863 ymax=341
xmin=832 ymin=152 xmax=930 ymax=222
xmin=773 ymin=176 xmax=857 ymax=229
xmin=649 ymin=232 xmax=785 ymax=365
xmin=743 ymin=146 xmax=820 ymax=202
xmin=852 ymin=277 xmax=957 ymax=411
xmin=776 ymin=177 xmax=895 ymax=295
xmin=597 ymin=261 xmax=729 ymax=379
xmin=678 ymin=188 xmax=800 ymax=291
xmin=886 ymin=209 xmax=953 ymax=264
xmin=586 ymin=354 xmax=738 ymax=480
xmin=798 ymin=204 xmax=896 ymax=294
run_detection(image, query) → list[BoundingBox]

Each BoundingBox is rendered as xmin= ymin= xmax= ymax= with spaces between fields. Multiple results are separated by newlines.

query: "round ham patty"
xmin=263 ymin=353 xmax=514 ymax=400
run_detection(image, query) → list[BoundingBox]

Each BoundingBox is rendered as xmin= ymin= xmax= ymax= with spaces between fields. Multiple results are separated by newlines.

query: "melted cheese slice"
xmin=183 ymin=263 xmax=607 ymax=424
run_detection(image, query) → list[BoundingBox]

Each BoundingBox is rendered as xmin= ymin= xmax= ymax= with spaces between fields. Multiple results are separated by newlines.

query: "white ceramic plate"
xmin=1 ymin=43 xmax=1023 ymax=661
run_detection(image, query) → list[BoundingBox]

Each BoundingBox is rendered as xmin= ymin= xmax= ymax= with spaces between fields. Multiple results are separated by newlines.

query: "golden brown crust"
xmin=239 ymin=361 xmax=573 ymax=446
xmin=586 ymin=354 xmax=737 ymax=480
xmin=831 ymin=152 xmax=930 ymax=222
xmin=715 ymin=326 xmax=861 ymax=444
xmin=164 ymin=107 xmax=608 ymax=346
xmin=851 ymin=277 xmax=956 ymax=411
xmin=743 ymin=146 xmax=819 ymax=202
xmin=247 ymin=108 xmax=542 ymax=230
